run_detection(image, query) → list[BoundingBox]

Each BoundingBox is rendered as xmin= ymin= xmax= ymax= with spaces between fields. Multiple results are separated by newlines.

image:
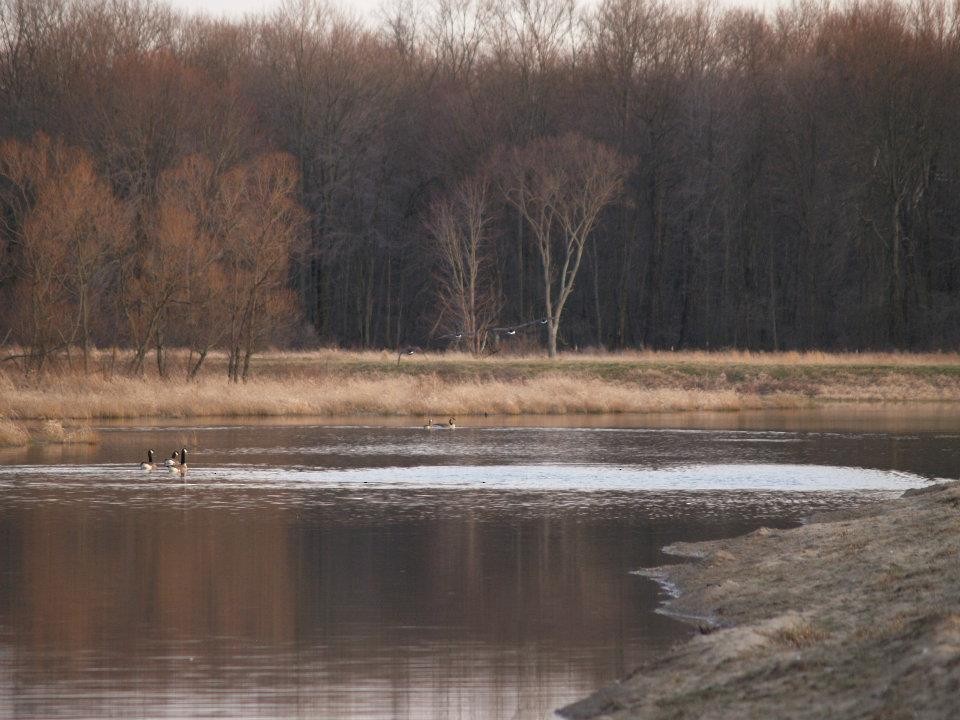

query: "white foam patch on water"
xmin=0 ymin=462 xmax=929 ymax=492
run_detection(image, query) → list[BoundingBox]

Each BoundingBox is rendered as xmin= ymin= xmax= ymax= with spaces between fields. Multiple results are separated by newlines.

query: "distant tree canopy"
xmin=2 ymin=0 xmax=960 ymax=367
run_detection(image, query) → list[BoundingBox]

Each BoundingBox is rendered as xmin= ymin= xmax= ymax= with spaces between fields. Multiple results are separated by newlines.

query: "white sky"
xmin=164 ymin=0 xmax=404 ymax=21
xmin=164 ymin=0 xmax=778 ymax=22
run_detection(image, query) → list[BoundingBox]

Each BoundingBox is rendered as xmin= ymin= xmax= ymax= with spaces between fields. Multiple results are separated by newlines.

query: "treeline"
xmin=2 ymin=0 xmax=960 ymax=370
xmin=0 ymin=134 xmax=303 ymax=377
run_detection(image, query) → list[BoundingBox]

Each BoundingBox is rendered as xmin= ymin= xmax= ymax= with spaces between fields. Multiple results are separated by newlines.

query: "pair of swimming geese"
xmin=138 ymin=418 xmax=451 ymax=473
xmin=424 ymin=417 xmax=456 ymax=430
xmin=139 ymin=448 xmax=188 ymax=477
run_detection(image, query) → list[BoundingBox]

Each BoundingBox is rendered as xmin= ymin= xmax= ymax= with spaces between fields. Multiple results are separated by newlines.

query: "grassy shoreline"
xmin=0 ymin=418 xmax=98 ymax=447
xmin=2 ymin=349 xmax=960 ymax=421
xmin=560 ymin=482 xmax=960 ymax=719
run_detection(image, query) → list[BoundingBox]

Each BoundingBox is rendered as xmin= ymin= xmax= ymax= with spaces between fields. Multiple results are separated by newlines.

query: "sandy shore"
xmin=561 ymin=482 xmax=960 ymax=720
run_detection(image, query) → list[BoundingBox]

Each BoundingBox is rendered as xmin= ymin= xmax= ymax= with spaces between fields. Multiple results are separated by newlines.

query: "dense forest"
xmin=2 ymin=0 xmax=960 ymax=370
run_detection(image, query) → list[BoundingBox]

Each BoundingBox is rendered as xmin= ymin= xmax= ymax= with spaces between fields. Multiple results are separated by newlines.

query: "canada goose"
xmin=139 ymin=449 xmax=156 ymax=471
xmin=164 ymin=451 xmax=178 ymax=468
xmin=423 ymin=417 xmax=433 ymax=429
xmin=168 ymin=448 xmax=186 ymax=475
xmin=427 ymin=417 xmax=456 ymax=430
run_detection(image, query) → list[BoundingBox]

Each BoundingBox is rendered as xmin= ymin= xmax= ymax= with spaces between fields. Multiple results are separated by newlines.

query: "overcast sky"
xmin=164 ymin=0 xmax=778 ymax=22
xmin=164 ymin=0 xmax=416 ymax=21
xmin=164 ymin=0 xmax=297 ymax=19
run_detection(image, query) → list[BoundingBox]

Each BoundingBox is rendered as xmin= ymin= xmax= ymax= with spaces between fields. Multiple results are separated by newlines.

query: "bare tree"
xmin=500 ymin=133 xmax=628 ymax=357
xmin=423 ymin=0 xmax=490 ymax=81
xmin=0 ymin=133 xmax=126 ymax=372
xmin=39 ymin=146 xmax=126 ymax=372
xmin=4 ymin=0 xmax=960 ymax=357
xmin=426 ymin=174 xmax=501 ymax=354
xmin=0 ymin=134 xmax=63 ymax=371
xmin=219 ymin=153 xmax=305 ymax=382
xmin=123 ymin=156 xmax=207 ymax=376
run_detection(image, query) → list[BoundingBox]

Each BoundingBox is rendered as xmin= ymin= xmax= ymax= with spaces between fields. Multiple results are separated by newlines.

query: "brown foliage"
xmin=0 ymin=133 xmax=304 ymax=379
xmin=0 ymin=133 xmax=127 ymax=371
xmin=3 ymin=0 xmax=960 ymax=358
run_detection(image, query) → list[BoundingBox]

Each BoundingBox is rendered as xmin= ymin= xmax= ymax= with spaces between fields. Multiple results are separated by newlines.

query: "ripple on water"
xmin=0 ymin=461 xmax=928 ymax=491
xmin=0 ymin=419 xmax=951 ymax=720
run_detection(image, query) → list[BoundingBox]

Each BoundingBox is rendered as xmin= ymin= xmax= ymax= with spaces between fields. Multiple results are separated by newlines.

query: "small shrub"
xmin=34 ymin=419 xmax=98 ymax=445
xmin=767 ymin=621 xmax=828 ymax=648
xmin=0 ymin=418 xmax=29 ymax=447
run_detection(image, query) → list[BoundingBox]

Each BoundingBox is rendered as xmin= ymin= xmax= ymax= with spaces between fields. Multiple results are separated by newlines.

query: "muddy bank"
xmin=561 ymin=482 xmax=960 ymax=720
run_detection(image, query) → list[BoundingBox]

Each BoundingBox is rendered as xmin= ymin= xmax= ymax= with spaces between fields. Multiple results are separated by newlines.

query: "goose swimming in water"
xmin=174 ymin=448 xmax=187 ymax=478
xmin=168 ymin=448 xmax=187 ymax=476
xmin=426 ymin=417 xmax=456 ymax=430
xmin=164 ymin=451 xmax=178 ymax=468
xmin=139 ymin=449 xmax=157 ymax=471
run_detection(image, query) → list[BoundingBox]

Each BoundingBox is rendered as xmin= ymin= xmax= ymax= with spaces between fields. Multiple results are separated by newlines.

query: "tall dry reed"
xmin=0 ymin=417 xmax=29 ymax=447
xmin=1 ymin=348 xmax=959 ymax=420
xmin=0 ymin=370 xmax=802 ymax=420
xmin=0 ymin=416 xmax=96 ymax=446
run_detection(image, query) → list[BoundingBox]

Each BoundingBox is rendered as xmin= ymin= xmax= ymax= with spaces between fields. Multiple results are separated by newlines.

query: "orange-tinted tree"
xmin=0 ymin=134 xmax=126 ymax=371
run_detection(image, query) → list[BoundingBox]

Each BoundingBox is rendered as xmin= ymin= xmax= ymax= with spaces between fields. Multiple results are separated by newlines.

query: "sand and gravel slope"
xmin=561 ymin=482 xmax=960 ymax=720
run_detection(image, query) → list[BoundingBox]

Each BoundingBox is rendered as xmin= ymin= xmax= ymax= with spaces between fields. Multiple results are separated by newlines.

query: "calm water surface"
xmin=1 ymin=406 xmax=958 ymax=719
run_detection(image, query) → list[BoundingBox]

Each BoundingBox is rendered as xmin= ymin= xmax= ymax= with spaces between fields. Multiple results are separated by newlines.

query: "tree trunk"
xmin=80 ymin=289 xmax=90 ymax=374
xmin=241 ymin=347 xmax=253 ymax=382
xmin=547 ymin=318 xmax=558 ymax=358
xmin=188 ymin=349 xmax=208 ymax=380
xmin=890 ymin=197 xmax=905 ymax=346
xmin=155 ymin=320 xmax=165 ymax=378
xmin=591 ymin=247 xmax=603 ymax=348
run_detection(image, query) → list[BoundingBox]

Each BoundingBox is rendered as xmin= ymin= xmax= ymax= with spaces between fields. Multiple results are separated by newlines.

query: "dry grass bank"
xmin=562 ymin=482 xmax=960 ymax=720
xmin=0 ymin=416 xmax=97 ymax=447
xmin=0 ymin=417 xmax=30 ymax=447
xmin=0 ymin=372 xmax=788 ymax=420
xmin=1 ymin=348 xmax=960 ymax=420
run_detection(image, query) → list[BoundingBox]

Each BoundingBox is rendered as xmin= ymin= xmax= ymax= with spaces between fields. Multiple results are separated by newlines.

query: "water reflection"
xmin=0 ymin=413 xmax=956 ymax=719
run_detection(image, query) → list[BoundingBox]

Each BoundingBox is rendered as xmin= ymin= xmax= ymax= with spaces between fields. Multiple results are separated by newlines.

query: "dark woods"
xmin=2 ymin=0 xmax=960 ymax=374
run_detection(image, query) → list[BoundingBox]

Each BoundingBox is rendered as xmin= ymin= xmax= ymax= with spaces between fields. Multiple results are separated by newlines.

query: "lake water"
xmin=0 ymin=406 xmax=957 ymax=719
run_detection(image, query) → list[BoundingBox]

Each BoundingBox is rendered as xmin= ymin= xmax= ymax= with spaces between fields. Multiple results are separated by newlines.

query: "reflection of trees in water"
xmin=0 ymin=489 xmax=848 ymax=717
xmin=8 ymin=501 xmax=296 ymax=670
xmin=1 ymin=497 xmax=666 ymax=702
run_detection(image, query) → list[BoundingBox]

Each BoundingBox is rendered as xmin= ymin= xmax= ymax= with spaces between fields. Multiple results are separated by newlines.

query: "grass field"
xmin=2 ymin=348 xmax=960 ymax=424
